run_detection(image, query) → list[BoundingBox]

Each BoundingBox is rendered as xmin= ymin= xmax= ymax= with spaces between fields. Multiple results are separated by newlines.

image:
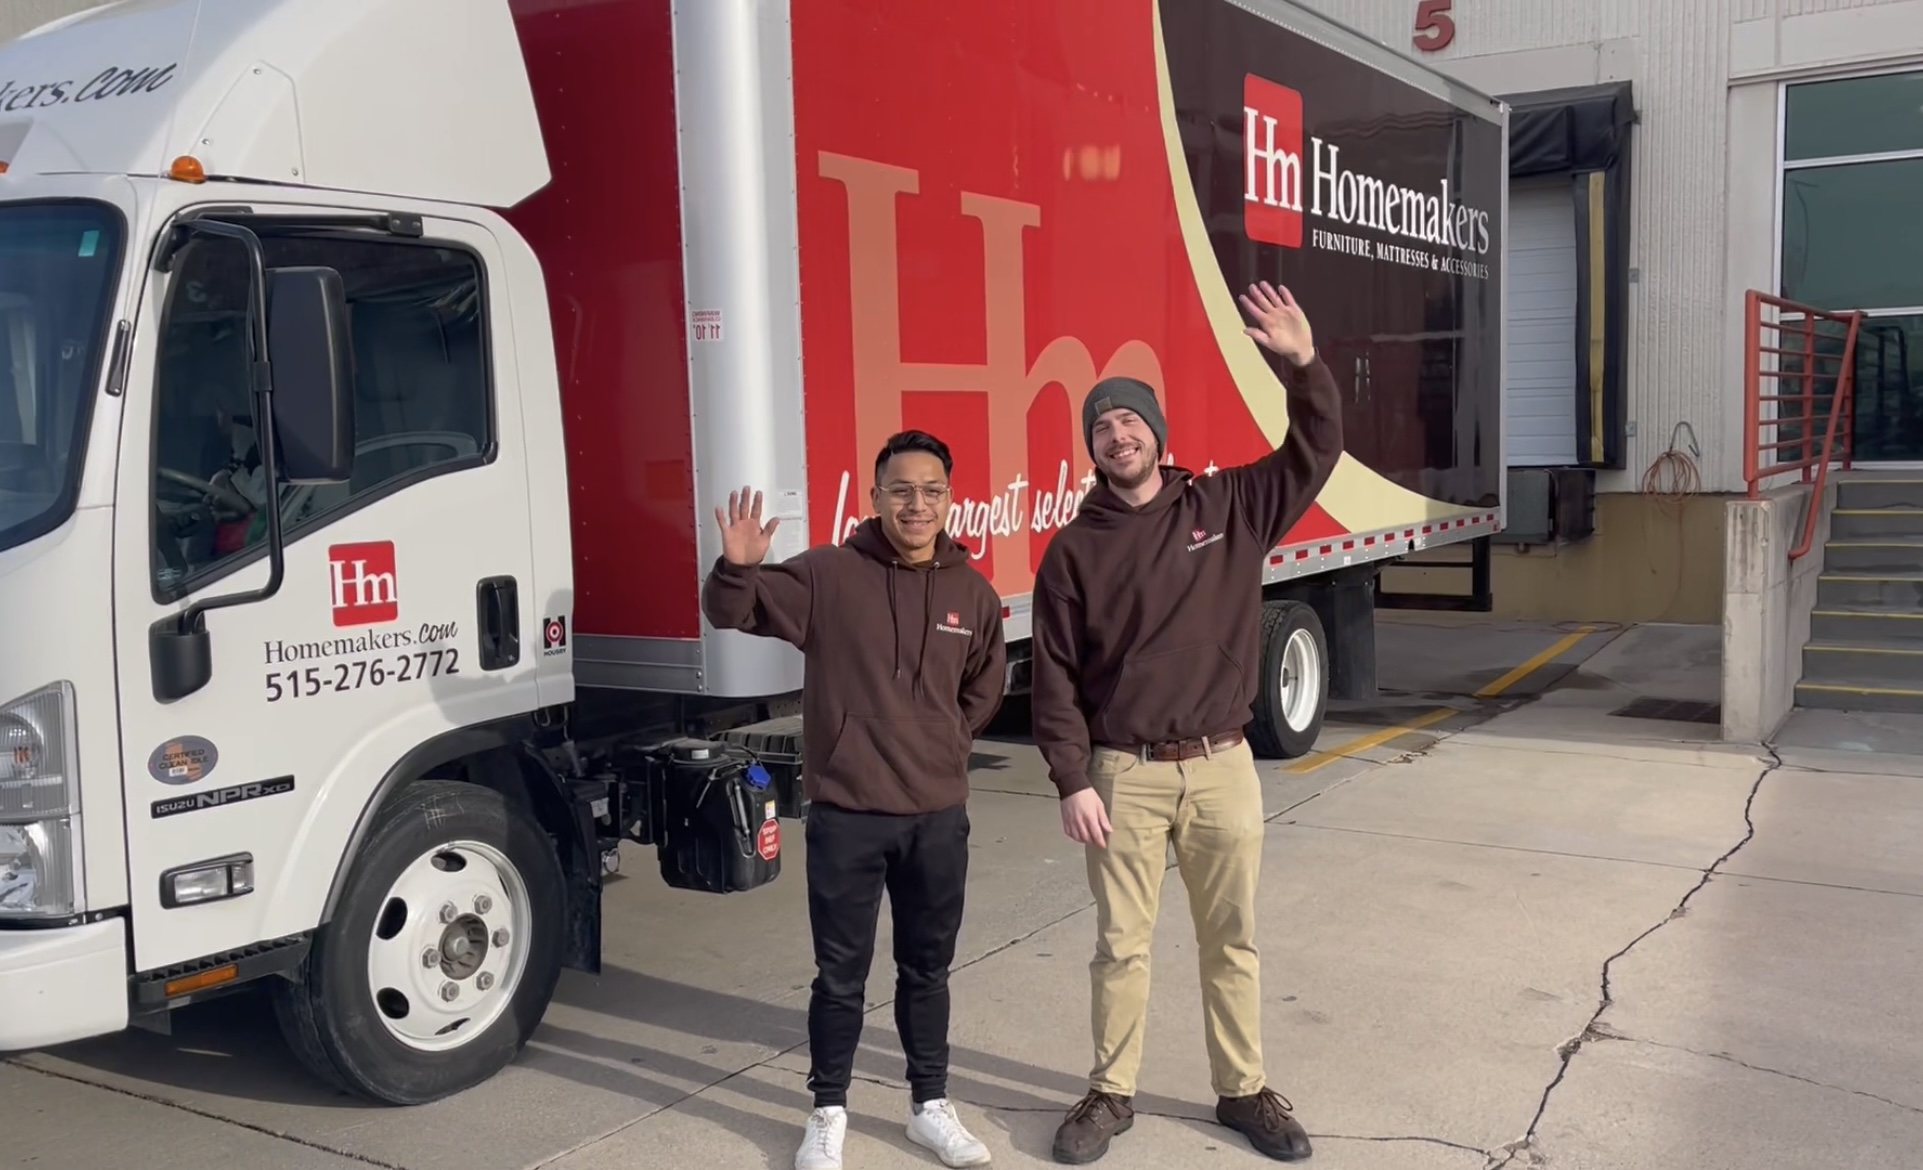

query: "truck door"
xmin=111 ymin=212 xmax=540 ymax=975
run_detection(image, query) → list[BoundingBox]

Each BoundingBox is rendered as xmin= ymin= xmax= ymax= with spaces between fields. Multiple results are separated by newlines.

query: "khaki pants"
xmin=1084 ymin=738 xmax=1266 ymax=1099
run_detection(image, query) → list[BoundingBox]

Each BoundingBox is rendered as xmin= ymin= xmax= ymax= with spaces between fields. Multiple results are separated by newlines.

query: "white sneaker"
xmin=796 ymin=1106 xmax=848 ymax=1170
xmin=906 ymin=1098 xmax=992 ymax=1167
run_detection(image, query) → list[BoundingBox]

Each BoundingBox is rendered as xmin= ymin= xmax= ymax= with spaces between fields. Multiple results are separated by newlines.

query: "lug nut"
xmin=473 ymin=894 xmax=493 ymax=915
xmin=421 ymin=948 xmax=440 ymax=968
xmin=439 ymin=902 xmax=458 ymax=924
xmin=439 ymin=981 xmax=459 ymax=1002
xmin=476 ymin=972 xmax=496 ymax=992
xmin=492 ymin=928 xmax=510 ymax=947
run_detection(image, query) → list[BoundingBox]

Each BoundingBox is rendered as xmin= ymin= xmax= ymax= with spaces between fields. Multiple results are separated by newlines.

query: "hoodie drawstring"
xmin=887 ymin=565 xmax=902 ymax=681
xmin=886 ymin=558 xmax=939 ymax=700
xmin=915 ymin=570 xmax=935 ymax=700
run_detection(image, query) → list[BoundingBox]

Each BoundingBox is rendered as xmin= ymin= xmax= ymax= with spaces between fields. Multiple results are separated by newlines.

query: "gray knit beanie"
xmin=1081 ymin=377 xmax=1167 ymax=460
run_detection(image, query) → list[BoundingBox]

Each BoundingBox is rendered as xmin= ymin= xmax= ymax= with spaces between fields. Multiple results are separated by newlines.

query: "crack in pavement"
xmin=1593 ymin=1033 xmax=1923 ymax=1118
xmin=1482 ymin=747 xmax=1779 ymax=1170
xmin=4 ymin=1058 xmax=410 ymax=1170
xmin=1313 ymin=1132 xmax=1491 ymax=1156
xmin=1714 ymin=869 xmax=1923 ymax=901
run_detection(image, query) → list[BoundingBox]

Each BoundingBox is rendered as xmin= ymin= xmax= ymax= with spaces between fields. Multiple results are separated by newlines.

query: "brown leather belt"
xmin=1135 ymin=730 xmax=1245 ymax=762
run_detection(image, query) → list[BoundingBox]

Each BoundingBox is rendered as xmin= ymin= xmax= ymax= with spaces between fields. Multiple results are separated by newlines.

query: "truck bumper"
xmin=0 ymin=920 xmax=129 ymax=1050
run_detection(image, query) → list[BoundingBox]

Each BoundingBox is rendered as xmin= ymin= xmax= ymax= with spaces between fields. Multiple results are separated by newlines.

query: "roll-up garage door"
xmin=1506 ymin=181 xmax=1580 ymax=467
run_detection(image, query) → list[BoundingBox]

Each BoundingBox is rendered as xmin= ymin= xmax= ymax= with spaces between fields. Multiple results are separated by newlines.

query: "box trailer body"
xmin=0 ymin=0 xmax=1505 ymax=1104
xmin=511 ymin=0 xmax=1508 ymax=700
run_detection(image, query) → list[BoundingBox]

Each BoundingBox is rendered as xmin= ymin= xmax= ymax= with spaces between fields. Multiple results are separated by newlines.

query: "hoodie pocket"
xmin=1096 ymin=641 xmax=1243 ymax=738
xmin=822 ymin=714 xmax=971 ymax=789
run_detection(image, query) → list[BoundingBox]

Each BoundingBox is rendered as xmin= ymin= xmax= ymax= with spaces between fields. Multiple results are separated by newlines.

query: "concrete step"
xmin=1816 ymin=573 xmax=1923 ymax=608
xmin=1835 ymin=479 xmax=1923 ymax=511
xmin=1811 ymin=607 xmax=1923 ymax=644
xmin=1830 ymin=508 xmax=1923 ymax=539
xmin=1801 ymin=640 xmax=1923 ymax=685
xmin=1823 ymin=540 xmax=1923 ymax=574
xmin=1795 ymin=679 xmax=1923 ymax=714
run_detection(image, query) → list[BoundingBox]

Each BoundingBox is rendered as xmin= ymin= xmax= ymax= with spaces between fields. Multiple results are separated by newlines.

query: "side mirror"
xmin=267 ymin=266 xmax=355 ymax=484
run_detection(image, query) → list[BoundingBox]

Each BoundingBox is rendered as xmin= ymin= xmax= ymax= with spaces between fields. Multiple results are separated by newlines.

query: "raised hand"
xmin=1238 ymin=281 xmax=1315 ymax=367
xmin=715 ymin=485 xmax=781 ymax=566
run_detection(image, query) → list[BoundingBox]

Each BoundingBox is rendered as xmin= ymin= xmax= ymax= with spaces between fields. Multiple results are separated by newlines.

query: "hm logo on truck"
xmin=1242 ymin=74 xmax=1306 ymax=248
xmin=329 ymin=542 xmax=399 ymax=627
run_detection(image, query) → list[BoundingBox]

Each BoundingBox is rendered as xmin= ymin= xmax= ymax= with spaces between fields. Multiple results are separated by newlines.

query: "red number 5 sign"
xmin=1413 ymin=0 xmax=1456 ymax=51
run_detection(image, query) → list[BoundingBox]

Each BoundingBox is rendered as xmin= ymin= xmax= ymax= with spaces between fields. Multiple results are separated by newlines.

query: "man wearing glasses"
xmin=702 ymin=430 xmax=1008 ymax=1170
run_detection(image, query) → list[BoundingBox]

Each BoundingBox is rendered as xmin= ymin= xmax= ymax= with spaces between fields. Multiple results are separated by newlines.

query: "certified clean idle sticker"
xmin=148 ymin=736 xmax=218 ymax=785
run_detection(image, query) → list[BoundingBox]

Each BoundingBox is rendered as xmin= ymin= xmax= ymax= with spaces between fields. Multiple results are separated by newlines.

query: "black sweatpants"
xmin=804 ymin=801 xmax=970 ymax=1108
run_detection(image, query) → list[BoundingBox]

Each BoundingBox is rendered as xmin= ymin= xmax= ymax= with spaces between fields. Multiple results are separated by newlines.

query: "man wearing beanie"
xmin=1030 ymin=281 xmax=1342 ymax=1164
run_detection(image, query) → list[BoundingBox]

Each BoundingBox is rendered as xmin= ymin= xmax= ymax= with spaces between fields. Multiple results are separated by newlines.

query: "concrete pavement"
xmin=8 ymin=617 xmax=1923 ymax=1169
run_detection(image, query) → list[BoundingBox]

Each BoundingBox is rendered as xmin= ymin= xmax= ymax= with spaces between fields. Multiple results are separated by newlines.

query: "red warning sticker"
xmin=756 ymin=818 xmax=780 ymax=862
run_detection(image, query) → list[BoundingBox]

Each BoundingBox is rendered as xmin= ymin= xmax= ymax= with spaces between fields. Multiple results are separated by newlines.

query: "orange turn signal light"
xmin=0 ymin=161 xmax=11 ymax=175
xmin=163 ymin=964 xmax=238 ymax=998
xmin=168 ymin=155 xmax=206 ymax=184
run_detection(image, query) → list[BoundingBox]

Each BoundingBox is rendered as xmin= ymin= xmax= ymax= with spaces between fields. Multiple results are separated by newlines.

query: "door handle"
xmin=476 ymin=576 xmax=521 ymax=671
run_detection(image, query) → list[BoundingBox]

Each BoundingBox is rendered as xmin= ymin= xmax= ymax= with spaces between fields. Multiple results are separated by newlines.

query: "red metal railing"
xmin=1742 ymin=290 xmax=1865 ymax=560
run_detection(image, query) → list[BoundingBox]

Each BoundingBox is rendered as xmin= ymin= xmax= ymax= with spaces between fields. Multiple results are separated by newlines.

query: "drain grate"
xmin=1609 ymin=697 xmax=1723 ymax=724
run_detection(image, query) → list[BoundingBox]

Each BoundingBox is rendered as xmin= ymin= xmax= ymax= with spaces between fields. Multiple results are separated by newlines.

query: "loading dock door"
xmin=1506 ymin=180 xmax=1580 ymax=466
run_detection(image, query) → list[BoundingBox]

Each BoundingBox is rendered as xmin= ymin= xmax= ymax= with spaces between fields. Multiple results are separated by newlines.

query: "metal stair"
xmin=1799 ymin=478 xmax=1923 ymax=714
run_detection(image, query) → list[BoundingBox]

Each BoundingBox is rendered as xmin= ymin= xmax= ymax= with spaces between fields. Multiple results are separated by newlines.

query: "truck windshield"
xmin=0 ymin=201 xmax=123 ymax=554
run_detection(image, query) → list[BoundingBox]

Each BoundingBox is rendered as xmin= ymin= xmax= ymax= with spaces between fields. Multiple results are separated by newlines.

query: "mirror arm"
xmin=168 ymin=220 xmax=286 ymax=635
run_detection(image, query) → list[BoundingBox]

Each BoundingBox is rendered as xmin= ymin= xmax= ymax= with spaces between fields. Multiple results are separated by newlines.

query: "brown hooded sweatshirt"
xmin=700 ymin=518 xmax=1007 ymax=815
xmin=1029 ymin=355 xmax=1344 ymax=798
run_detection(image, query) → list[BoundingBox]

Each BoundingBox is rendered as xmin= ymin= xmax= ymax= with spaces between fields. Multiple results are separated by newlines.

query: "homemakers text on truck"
xmin=0 ymin=0 xmax=1508 ymax=1104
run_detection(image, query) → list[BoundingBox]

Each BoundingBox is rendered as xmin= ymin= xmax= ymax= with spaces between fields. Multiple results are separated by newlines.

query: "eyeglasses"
xmin=879 ymin=483 xmax=952 ymax=504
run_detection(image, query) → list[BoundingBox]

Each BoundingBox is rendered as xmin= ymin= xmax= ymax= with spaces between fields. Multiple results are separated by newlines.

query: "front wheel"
xmin=1246 ymin=600 xmax=1330 ymax=759
xmin=271 ymin=778 xmax=566 ymax=1105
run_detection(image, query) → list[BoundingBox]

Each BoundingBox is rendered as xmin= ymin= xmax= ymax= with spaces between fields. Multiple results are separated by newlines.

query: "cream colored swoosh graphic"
xmin=1148 ymin=0 xmax=1485 ymax=529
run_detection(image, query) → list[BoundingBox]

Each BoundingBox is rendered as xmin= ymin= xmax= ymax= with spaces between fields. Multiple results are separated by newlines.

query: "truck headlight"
xmin=0 ymin=821 xmax=74 ymax=917
xmin=0 ymin=683 xmax=83 ymax=919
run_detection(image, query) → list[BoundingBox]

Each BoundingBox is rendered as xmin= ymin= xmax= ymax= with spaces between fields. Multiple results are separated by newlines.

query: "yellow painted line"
xmin=1475 ymin=625 xmax=1600 ymax=699
xmin=1798 ymin=683 xmax=1923 ymax=697
xmin=1286 ymin=625 xmax=1599 ymax=774
xmin=1286 ymin=706 xmax=1457 ymax=774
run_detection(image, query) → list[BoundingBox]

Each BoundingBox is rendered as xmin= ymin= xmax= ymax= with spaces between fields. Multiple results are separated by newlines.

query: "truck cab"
xmin=0 ymin=0 xmax=611 ymax=1103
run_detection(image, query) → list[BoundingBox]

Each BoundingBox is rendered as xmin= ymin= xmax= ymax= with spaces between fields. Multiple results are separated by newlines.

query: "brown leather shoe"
xmin=1051 ymin=1090 xmax=1135 ymax=1164
xmin=1217 ymin=1087 xmax=1313 ymax=1160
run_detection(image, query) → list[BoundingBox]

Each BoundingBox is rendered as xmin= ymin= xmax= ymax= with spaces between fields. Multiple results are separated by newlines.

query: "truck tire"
xmin=1245 ymin=600 xmax=1329 ymax=760
xmin=270 ymin=778 xmax=566 ymax=1105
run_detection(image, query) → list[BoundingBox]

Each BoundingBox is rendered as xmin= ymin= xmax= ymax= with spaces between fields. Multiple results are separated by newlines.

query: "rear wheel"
xmin=1246 ymin=600 xmax=1329 ymax=759
xmin=271 ymin=777 xmax=566 ymax=1104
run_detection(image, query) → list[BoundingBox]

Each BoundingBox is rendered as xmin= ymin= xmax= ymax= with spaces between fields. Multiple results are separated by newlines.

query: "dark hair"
xmin=873 ymin=429 xmax=953 ymax=481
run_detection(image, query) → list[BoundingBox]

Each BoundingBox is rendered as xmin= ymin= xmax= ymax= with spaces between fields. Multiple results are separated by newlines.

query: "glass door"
xmin=1779 ymin=69 xmax=1923 ymax=463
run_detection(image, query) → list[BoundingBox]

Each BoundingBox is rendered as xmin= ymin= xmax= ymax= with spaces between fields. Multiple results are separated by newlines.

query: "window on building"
xmin=1780 ymin=68 xmax=1923 ymax=463
xmin=151 ymin=231 xmax=493 ymax=597
xmin=1783 ymin=71 xmax=1923 ymax=161
xmin=1781 ymin=159 xmax=1923 ymax=310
